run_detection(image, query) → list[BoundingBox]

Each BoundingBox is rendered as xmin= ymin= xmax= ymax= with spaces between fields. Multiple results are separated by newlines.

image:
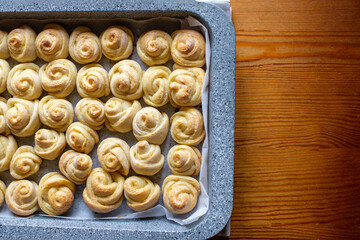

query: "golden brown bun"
xmin=10 ymin=145 xmax=42 ymax=180
xmin=66 ymin=122 xmax=99 ymax=154
xmin=75 ymin=98 xmax=105 ymax=130
xmin=0 ymin=59 xmax=10 ymax=93
xmin=7 ymin=25 xmax=37 ymax=62
xmin=0 ymin=30 xmax=9 ymax=59
xmin=142 ymin=66 xmax=171 ymax=107
xmin=5 ymin=180 xmax=38 ymax=216
xmin=167 ymin=145 xmax=201 ymax=176
xmin=76 ymin=64 xmax=110 ymax=98
xmin=100 ymin=26 xmax=133 ymax=61
xmin=34 ymin=129 xmax=66 ymax=160
xmin=59 ymin=150 xmax=93 ymax=185
xmin=0 ymin=135 xmax=17 ymax=171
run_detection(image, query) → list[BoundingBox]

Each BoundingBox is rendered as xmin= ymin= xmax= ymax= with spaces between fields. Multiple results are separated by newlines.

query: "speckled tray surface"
xmin=0 ymin=0 xmax=235 ymax=239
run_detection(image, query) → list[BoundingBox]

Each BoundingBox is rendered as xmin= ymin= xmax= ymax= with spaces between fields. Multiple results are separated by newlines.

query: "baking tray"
xmin=0 ymin=0 xmax=235 ymax=239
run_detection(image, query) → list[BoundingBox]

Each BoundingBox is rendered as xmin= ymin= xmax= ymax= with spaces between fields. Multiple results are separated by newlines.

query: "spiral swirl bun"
xmin=100 ymin=26 xmax=134 ymax=61
xmin=0 ymin=180 xmax=5 ymax=207
xmin=7 ymin=63 xmax=42 ymax=100
xmin=133 ymin=107 xmax=169 ymax=145
xmin=76 ymin=64 xmax=110 ymax=98
xmin=130 ymin=140 xmax=164 ymax=176
xmin=5 ymin=180 xmax=38 ymax=216
xmin=124 ymin=176 xmax=160 ymax=211
xmin=170 ymin=107 xmax=205 ymax=146
xmin=59 ymin=150 xmax=93 ymax=185
xmin=38 ymin=172 xmax=76 ymax=216
xmin=168 ymin=67 xmax=204 ymax=107
xmin=69 ymin=26 xmax=102 ymax=64
xmin=10 ymin=146 xmax=42 ymax=180
xmin=66 ymin=122 xmax=99 ymax=154
xmin=97 ymin=138 xmax=130 ymax=176
xmin=83 ymin=168 xmax=124 ymax=213
xmin=0 ymin=99 xmax=10 ymax=135
xmin=0 ymin=135 xmax=17 ymax=171
xmin=105 ymin=97 xmax=141 ymax=133
xmin=39 ymin=59 xmax=77 ymax=97
xmin=6 ymin=98 xmax=41 ymax=137
xmin=75 ymin=98 xmax=105 ymax=130
xmin=0 ymin=59 xmax=10 ymax=94
xmin=142 ymin=66 xmax=171 ymax=107
xmin=34 ymin=129 xmax=66 ymax=160
xmin=137 ymin=30 xmax=172 ymax=66
xmin=167 ymin=145 xmax=201 ymax=176
xmin=36 ymin=24 xmax=69 ymax=62
xmin=7 ymin=25 xmax=37 ymax=62
xmin=0 ymin=31 xmax=9 ymax=59
xmin=162 ymin=175 xmax=201 ymax=214
xmin=39 ymin=95 xmax=74 ymax=132
xmin=109 ymin=60 xmax=143 ymax=100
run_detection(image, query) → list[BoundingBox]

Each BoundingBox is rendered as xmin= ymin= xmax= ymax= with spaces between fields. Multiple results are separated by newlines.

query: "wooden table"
xmin=230 ymin=0 xmax=360 ymax=239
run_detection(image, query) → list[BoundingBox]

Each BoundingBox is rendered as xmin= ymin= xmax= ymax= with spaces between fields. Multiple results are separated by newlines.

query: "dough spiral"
xmin=59 ymin=150 xmax=93 ymax=185
xmin=100 ymin=26 xmax=133 ymax=61
xmin=137 ymin=30 xmax=172 ymax=66
xmin=0 ymin=135 xmax=17 ymax=172
xmin=0 ymin=59 xmax=10 ymax=93
xmin=170 ymin=107 xmax=205 ymax=146
xmin=0 ymin=98 xmax=10 ymax=135
xmin=167 ymin=145 xmax=201 ymax=176
xmin=109 ymin=60 xmax=143 ymax=100
xmin=83 ymin=168 xmax=124 ymax=213
xmin=7 ymin=63 xmax=42 ymax=100
xmin=69 ymin=26 xmax=102 ymax=64
xmin=104 ymin=97 xmax=141 ymax=133
xmin=133 ymin=107 xmax=169 ymax=145
xmin=7 ymin=25 xmax=37 ymax=62
xmin=142 ymin=66 xmax=171 ymax=107
xmin=10 ymin=145 xmax=42 ymax=180
xmin=5 ymin=180 xmax=38 ymax=216
xmin=66 ymin=122 xmax=99 ymax=154
xmin=124 ymin=176 xmax=160 ymax=211
xmin=75 ymin=98 xmax=105 ymax=130
xmin=97 ymin=138 xmax=130 ymax=176
xmin=34 ymin=129 xmax=66 ymax=160
xmin=130 ymin=140 xmax=164 ymax=176
xmin=39 ymin=59 xmax=77 ymax=97
xmin=39 ymin=95 xmax=74 ymax=132
xmin=35 ymin=23 xmax=69 ymax=62
xmin=38 ymin=172 xmax=76 ymax=216
xmin=171 ymin=29 xmax=205 ymax=67
xmin=76 ymin=64 xmax=110 ymax=98
xmin=162 ymin=175 xmax=201 ymax=214
xmin=0 ymin=30 xmax=9 ymax=59
xmin=6 ymin=98 xmax=41 ymax=137
xmin=0 ymin=180 xmax=5 ymax=207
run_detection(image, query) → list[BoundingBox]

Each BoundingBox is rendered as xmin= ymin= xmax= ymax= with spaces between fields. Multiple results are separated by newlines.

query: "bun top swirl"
xmin=100 ymin=26 xmax=134 ymax=61
xmin=7 ymin=25 xmax=37 ymax=62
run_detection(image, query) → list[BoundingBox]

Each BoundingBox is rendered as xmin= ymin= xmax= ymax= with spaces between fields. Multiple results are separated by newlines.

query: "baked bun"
xmin=10 ymin=145 xmax=42 ymax=180
xmin=59 ymin=150 xmax=93 ymax=185
xmin=66 ymin=122 xmax=99 ymax=154
xmin=100 ymin=26 xmax=133 ymax=61
xmin=0 ymin=98 xmax=11 ymax=135
xmin=0 ymin=135 xmax=17 ymax=171
xmin=76 ymin=64 xmax=110 ymax=98
xmin=0 ymin=59 xmax=10 ymax=93
xmin=0 ymin=30 xmax=9 ymax=59
xmin=5 ymin=180 xmax=38 ymax=216
xmin=34 ymin=129 xmax=66 ymax=160
xmin=0 ymin=180 xmax=5 ymax=207
xmin=7 ymin=25 xmax=37 ymax=62
xmin=75 ymin=98 xmax=105 ymax=130
xmin=142 ymin=66 xmax=171 ymax=107
xmin=167 ymin=145 xmax=201 ymax=176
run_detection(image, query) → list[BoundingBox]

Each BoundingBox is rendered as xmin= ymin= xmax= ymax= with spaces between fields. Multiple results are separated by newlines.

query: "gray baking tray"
xmin=0 ymin=0 xmax=235 ymax=239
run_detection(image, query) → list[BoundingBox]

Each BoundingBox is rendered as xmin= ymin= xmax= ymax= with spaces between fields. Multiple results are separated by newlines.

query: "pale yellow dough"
xmin=0 ymin=98 xmax=11 ymax=135
xmin=10 ymin=145 xmax=42 ymax=180
xmin=76 ymin=64 xmax=110 ymax=98
xmin=0 ymin=135 xmax=17 ymax=171
xmin=100 ymin=26 xmax=134 ymax=61
xmin=75 ymin=98 xmax=105 ymax=130
xmin=59 ymin=150 xmax=93 ymax=185
xmin=0 ymin=59 xmax=10 ymax=94
xmin=142 ymin=66 xmax=171 ymax=107
xmin=66 ymin=122 xmax=99 ymax=154
xmin=167 ymin=145 xmax=201 ymax=176
xmin=7 ymin=25 xmax=37 ymax=62
xmin=0 ymin=30 xmax=9 ymax=59
xmin=34 ymin=129 xmax=66 ymax=160
xmin=5 ymin=180 xmax=38 ymax=216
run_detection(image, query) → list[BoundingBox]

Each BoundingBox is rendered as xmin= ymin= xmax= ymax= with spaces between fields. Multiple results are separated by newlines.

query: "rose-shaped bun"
xmin=100 ymin=26 xmax=133 ymax=61
xmin=59 ymin=150 xmax=93 ymax=185
xmin=97 ymin=138 xmax=130 ymax=176
xmin=83 ymin=168 xmax=124 ymax=213
xmin=7 ymin=63 xmax=42 ymax=100
xmin=7 ymin=25 xmax=37 ymax=62
xmin=170 ymin=107 xmax=205 ymax=146
xmin=105 ymin=97 xmax=141 ymax=133
xmin=76 ymin=64 xmax=110 ymax=98
xmin=5 ymin=180 xmax=38 ymax=216
xmin=0 ymin=31 xmax=9 ymax=59
xmin=137 ymin=30 xmax=172 ymax=66
xmin=168 ymin=67 xmax=204 ymax=107
xmin=66 ymin=122 xmax=99 ymax=154
xmin=38 ymin=172 xmax=76 ymax=216
xmin=109 ymin=60 xmax=143 ymax=100
xmin=0 ymin=180 xmax=5 ymax=207
xmin=39 ymin=95 xmax=74 ymax=132
xmin=10 ymin=145 xmax=42 ymax=180
xmin=162 ymin=175 xmax=201 ymax=214
xmin=36 ymin=24 xmax=69 ymax=62
xmin=142 ymin=66 xmax=171 ymax=107
xmin=171 ymin=29 xmax=205 ymax=67
xmin=0 ymin=98 xmax=10 ymax=135
xmin=69 ymin=26 xmax=102 ymax=64
xmin=6 ymin=98 xmax=41 ymax=137
xmin=124 ymin=176 xmax=160 ymax=211
xmin=130 ymin=140 xmax=164 ymax=176
xmin=0 ymin=135 xmax=17 ymax=171
xmin=167 ymin=145 xmax=201 ymax=176
xmin=0 ymin=59 xmax=10 ymax=93
xmin=133 ymin=107 xmax=169 ymax=145
xmin=75 ymin=98 xmax=105 ymax=130
xmin=34 ymin=129 xmax=66 ymax=160
xmin=39 ymin=59 xmax=77 ymax=97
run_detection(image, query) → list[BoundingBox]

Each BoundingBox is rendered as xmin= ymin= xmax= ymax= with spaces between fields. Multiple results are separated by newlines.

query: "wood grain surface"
xmin=231 ymin=0 xmax=360 ymax=239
